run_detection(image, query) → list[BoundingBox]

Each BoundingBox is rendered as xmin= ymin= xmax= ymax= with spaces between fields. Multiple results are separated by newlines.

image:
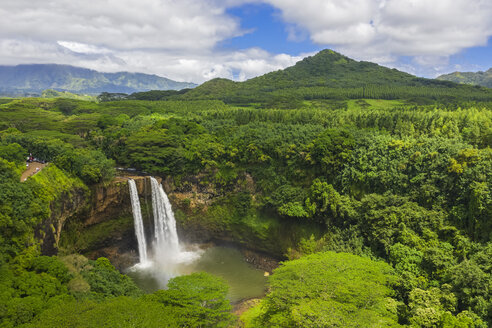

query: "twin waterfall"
xmin=128 ymin=177 xmax=184 ymax=268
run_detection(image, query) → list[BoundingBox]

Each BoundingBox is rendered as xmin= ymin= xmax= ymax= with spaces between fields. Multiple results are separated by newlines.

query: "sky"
xmin=0 ymin=0 xmax=491 ymax=84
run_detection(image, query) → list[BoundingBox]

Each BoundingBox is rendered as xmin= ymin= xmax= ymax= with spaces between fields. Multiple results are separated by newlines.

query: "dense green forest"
xmin=0 ymin=50 xmax=491 ymax=327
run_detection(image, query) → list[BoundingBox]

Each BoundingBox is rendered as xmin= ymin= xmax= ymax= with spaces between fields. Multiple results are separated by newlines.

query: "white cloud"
xmin=0 ymin=38 xmax=304 ymax=83
xmin=266 ymin=0 xmax=379 ymax=45
xmin=96 ymin=48 xmax=304 ymax=83
xmin=0 ymin=0 xmax=490 ymax=82
xmin=0 ymin=0 xmax=305 ymax=83
xmin=57 ymin=41 xmax=113 ymax=55
xmin=0 ymin=0 xmax=242 ymax=51
xmin=264 ymin=0 xmax=492 ymax=74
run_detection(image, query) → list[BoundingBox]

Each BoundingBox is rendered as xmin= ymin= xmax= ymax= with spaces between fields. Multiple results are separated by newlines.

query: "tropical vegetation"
xmin=0 ymin=50 xmax=491 ymax=327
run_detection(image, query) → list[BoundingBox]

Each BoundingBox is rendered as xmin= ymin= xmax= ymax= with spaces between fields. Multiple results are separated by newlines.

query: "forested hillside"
xmin=0 ymin=50 xmax=491 ymax=327
xmin=179 ymin=50 xmax=492 ymax=106
xmin=438 ymin=68 xmax=492 ymax=88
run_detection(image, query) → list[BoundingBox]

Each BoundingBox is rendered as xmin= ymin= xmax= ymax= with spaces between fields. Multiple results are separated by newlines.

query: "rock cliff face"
xmin=85 ymin=176 xmax=154 ymax=226
xmin=161 ymin=174 xmax=318 ymax=258
xmin=70 ymin=175 xmax=161 ymax=230
xmin=57 ymin=176 xmax=159 ymax=269
xmin=56 ymin=174 xmax=303 ymax=268
xmin=39 ymin=186 xmax=88 ymax=255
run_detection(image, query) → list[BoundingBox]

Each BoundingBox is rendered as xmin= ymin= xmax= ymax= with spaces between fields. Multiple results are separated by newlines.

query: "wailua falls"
xmin=128 ymin=177 xmax=199 ymax=284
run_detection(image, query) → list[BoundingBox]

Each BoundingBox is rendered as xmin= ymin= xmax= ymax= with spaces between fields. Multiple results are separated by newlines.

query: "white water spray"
xmin=150 ymin=177 xmax=179 ymax=257
xmin=128 ymin=177 xmax=201 ymax=286
xmin=128 ymin=179 xmax=148 ymax=264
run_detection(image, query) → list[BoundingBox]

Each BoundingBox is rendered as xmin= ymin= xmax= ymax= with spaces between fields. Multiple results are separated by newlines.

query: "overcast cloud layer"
xmin=0 ymin=0 xmax=490 ymax=83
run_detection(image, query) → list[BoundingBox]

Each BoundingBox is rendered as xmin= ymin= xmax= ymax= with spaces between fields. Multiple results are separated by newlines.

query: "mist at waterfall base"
xmin=128 ymin=177 xmax=201 ymax=284
xmin=127 ymin=178 xmax=267 ymax=301
xmin=129 ymin=246 xmax=268 ymax=302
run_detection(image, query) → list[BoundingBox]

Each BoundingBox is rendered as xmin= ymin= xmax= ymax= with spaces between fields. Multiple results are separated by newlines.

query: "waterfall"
xmin=150 ymin=177 xmax=180 ymax=257
xmin=128 ymin=179 xmax=148 ymax=264
xmin=128 ymin=177 xmax=201 ymax=286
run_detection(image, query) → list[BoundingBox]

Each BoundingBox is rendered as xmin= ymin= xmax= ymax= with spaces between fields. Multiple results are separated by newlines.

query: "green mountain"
xmin=437 ymin=68 xmax=492 ymax=88
xmin=0 ymin=64 xmax=197 ymax=96
xmin=181 ymin=49 xmax=492 ymax=105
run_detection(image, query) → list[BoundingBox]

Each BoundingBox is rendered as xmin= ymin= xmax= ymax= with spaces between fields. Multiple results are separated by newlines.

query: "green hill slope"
xmin=181 ymin=49 xmax=492 ymax=105
xmin=437 ymin=68 xmax=492 ymax=88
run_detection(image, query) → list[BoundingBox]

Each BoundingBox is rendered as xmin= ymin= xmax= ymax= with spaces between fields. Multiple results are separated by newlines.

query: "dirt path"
xmin=21 ymin=162 xmax=48 ymax=182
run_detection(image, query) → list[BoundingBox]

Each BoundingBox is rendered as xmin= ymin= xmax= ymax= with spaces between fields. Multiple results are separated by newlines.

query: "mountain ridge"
xmin=0 ymin=64 xmax=197 ymax=96
xmin=437 ymin=68 xmax=492 ymax=88
xmin=180 ymin=49 xmax=492 ymax=104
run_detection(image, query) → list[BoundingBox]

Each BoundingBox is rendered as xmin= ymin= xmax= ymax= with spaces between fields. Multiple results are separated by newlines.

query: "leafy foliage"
xmin=251 ymin=252 xmax=401 ymax=327
xmin=23 ymin=272 xmax=233 ymax=328
xmin=0 ymin=49 xmax=491 ymax=326
xmin=147 ymin=273 xmax=235 ymax=327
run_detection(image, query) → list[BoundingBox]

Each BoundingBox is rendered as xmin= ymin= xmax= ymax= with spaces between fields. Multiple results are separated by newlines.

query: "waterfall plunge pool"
xmin=127 ymin=177 xmax=267 ymax=302
xmin=126 ymin=245 xmax=268 ymax=303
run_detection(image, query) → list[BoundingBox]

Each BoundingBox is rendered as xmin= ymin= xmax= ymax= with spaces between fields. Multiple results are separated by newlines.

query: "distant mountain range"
xmin=0 ymin=64 xmax=197 ymax=96
xmin=437 ymin=69 xmax=492 ymax=88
